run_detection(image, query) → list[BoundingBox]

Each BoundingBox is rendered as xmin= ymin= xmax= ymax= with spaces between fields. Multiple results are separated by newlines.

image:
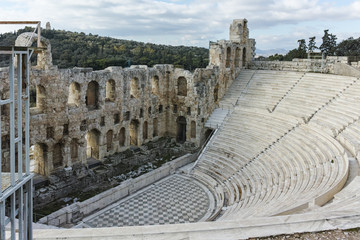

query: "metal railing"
xmin=0 ymin=46 xmax=34 ymax=239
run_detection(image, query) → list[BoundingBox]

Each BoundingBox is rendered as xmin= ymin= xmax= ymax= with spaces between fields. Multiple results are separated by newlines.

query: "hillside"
xmin=0 ymin=27 xmax=209 ymax=71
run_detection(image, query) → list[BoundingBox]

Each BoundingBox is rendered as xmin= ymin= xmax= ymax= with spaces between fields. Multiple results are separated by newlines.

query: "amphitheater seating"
xmin=191 ymin=69 xmax=356 ymax=221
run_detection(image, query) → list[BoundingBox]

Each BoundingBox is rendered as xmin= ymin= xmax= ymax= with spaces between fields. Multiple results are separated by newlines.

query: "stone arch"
xmin=130 ymin=120 xmax=139 ymax=146
xmin=153 ymin=118 xmax=158 ymax=137
xmin=235 ymin=47 xmax=241 ymax=67
xmin=226 ymin=47 xmax=231 ymax=68
xmin=143 ymin=121 xmax=148 ymax=140
xmin=177 ymin=116 xmax=187 ymax=143
xmin=242 ymin=47 xmax=246 ymax=67
xmin=70 ymin=138 xmax=79 ymax=160
xmin=191 ymin=121 xmax=196 ymax=138
xmin=106 ymin=130 xmax=113 ymax=151
xmin=32 ymin=143 xmax=48 ymax=175
xmin=177 ymin=77 xmax=187 ymax=96
xmin=106 ymin=79 xmax=116 ymax=101
xmin=86 ymin=81 xmax=99 ymax=110
xmin=15 ymin=32 xmax=53 ymax=69
xmin=53 ymin=142 xmax=63 ymax=169
xmin=152 ymin=75 xmax=160 ymax=95
xmin=130 ymin=77 xmax=140 ymax=98
xmin=214 ymin=83 xmax=219 ymax=103
xmin=86 ymin=129 xmax=101 ymax=159
xmin=68 ymin=82 xmax=81 ymax=106
xmin=119 ymin=127 xmax=126 ymax=147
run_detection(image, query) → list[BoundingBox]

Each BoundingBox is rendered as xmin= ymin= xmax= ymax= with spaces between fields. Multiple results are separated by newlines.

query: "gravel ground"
xmin=253 ymin=228 xmax=360 ymax=240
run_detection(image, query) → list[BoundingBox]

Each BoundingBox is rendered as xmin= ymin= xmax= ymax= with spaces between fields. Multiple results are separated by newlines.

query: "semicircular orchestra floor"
xmin=77 ymin=174 xmax=214 ymax=228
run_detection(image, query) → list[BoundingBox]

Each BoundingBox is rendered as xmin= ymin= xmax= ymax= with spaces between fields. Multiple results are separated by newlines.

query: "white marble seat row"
xmin=191 ymin=70 xmax=352 ymax=223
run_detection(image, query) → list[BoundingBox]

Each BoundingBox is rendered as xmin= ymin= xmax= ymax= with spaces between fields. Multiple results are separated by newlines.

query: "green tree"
xmin=0 ymin=27 xmax=209 ymax=70
xmin=320 ymin=30 xmax=337 ymax=56
xmin=297 ymin=39 xmax=307 ymax=52
xmin=335 ymin=37 xmax=360 ymax=56
xmin=308 ymin=36 xmax=317 ymax=52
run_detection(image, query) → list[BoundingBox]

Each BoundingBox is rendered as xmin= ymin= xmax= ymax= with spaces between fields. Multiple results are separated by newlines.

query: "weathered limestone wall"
xmin=249 ymin=56 xmax=349 ymax=73
xmin=0 ymin=19 xmax=255 ymax=176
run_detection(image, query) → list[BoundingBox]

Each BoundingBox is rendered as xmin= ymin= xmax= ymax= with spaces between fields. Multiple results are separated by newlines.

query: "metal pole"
xmin=25 ymin=51 xmax=30 ymax=175
xmin=9 ymin=48 xmax=16 ymax=195
xmin=17 ymin=52 xmax=23 ymax=179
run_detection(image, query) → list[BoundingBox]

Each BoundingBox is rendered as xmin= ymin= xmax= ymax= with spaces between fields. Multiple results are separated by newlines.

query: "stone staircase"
xmin=205 ymin=69 xmax=256 ymax=129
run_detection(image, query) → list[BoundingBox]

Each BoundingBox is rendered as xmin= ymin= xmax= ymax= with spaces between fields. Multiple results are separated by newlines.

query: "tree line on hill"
xmin=0 ymin=27 xmax=209 ymax=71
xmin=261 ymin=30 xmax=360 ymax=61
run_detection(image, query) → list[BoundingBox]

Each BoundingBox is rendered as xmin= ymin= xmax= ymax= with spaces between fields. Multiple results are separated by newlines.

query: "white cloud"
xmin=1 ymin=0 xmax=360 ymax=50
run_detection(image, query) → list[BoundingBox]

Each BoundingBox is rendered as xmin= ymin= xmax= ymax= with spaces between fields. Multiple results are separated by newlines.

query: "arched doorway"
xmin=143 ymin=121 xmax=148 ymax=140
xmin=70 ymin=138 xmax=79 ymax=160
xmin=106 ymin=130 xmax=113 ymax=151
xmin=119 ymin=127 xmax=126 ymax=147
xmin=32 ymin=143 xmax=48 ymax=175
xmin=153 ymin=118 xmax=158 ymax=137
xmin=130 ymin=120 xmax=139 ymax=146
xmin=235 ymin=47 xmax=241 ymax=67
xmin=53 ymin=143 xmax=63 ymax=168
xmin=86 ymin=129 xmax=101 ymax=159
xmin=177 ymin=116 xmax=187 ymax=143
xmin=242 ymin=47 xmax=246 ymax=67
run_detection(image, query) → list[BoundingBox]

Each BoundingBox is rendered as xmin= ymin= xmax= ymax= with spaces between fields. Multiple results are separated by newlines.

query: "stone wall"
xmin=249 ymin=56 xmax=349 ymax=73
xmin=0 ymin=19 xmax=255 ymax=176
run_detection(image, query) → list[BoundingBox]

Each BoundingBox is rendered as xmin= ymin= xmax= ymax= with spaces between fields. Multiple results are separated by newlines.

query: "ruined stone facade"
xmin=0 ymin=19 xmax=255 ymax=176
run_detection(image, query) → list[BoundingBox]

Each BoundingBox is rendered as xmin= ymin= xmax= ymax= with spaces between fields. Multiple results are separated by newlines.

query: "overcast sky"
xmin=1 ymin=0 xmax=360 ymax=52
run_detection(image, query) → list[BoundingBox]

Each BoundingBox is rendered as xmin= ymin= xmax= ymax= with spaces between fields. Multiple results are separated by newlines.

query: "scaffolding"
xmin=0 ymin=21 xmax=41 ymax=240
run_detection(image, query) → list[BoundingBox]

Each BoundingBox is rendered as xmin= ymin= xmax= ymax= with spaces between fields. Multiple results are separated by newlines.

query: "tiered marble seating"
xmin=219 ymin=70 xmax=256 ymax=110
xmin=191 ymin=70 xmax=353 ymax=221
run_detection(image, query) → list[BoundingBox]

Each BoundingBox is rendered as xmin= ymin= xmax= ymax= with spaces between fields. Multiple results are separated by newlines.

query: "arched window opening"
xmin=130 ymin=120 xmax=139 ymax=146
xmin=177 ymin=116 xmax=187 ymax=143
xmin=130 ymin=77 xmax=140 ymax=98
xmin=106 ymin=79 xmax=116 ymax=101
xmin=53 ymin=143 xmax=63 ymax=168
xmin=107 ymin=130 xmax=113 ymax=151
xmin=143 ymin=121 xmax=148 ymax=140
xmin=153 ymin=118 xmax=158 ymax=137
xmin=226 ymin=47 xmax=231 ymax=68
xmin=177 ymin=77 xmax=187 ymax=96
xmin=119 ymin=127 xmax=126 ymax=147
xmin=68 ymin=82 xmax=81 ymax=106
xmin=86 ymin=81 xmax=99 ymax=110
xmin=242 ymin=47 xmax=246 ymax=67
xmin=86 ymin=129 xmax=101 ymax=159
xmin=152 ymin=75 xmax=160 ymax=95
xmin=191 ymin=121 xmax=196 ymax=138
xmin=235 ymin=47 xmax=241 ymax=67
